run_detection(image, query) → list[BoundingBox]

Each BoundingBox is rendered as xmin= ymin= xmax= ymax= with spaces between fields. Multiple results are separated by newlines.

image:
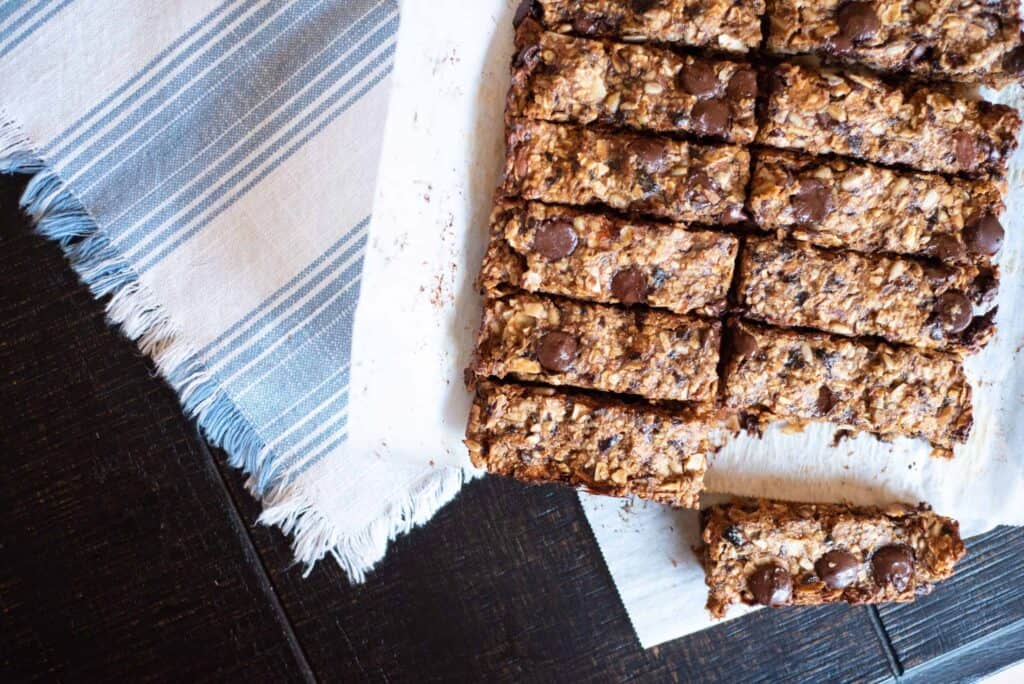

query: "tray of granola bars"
xmin=349 ymin=0 xmax=1024 ymax=647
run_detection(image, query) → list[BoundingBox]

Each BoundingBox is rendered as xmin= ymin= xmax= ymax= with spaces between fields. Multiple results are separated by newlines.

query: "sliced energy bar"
xmin=518 ymin=0 xmax=765 ymax=53
xmin=723 ymin=319 xmax=973 ymax=454
xmin=503 ymin=119 xmax=750 ymax=223
xmin=701 ymin=499 xmax=965 ymax=617
xmin=479 ymin=200 xmax=739 ymax=317
xmin=737 ymin=237 xmax=997 ymax=353
xmin=757 ymin=62 xmax=1022 ymax=177
xmin=765 ymin=0 xmax=1024 ymax=87
xmin=465 ymin=382 xmax=712 ymax=507
xmin=472 ymin=294 xmax=720 ymax=402
xmin=748 ymin=149 xmax=1007 ymax=265
xmin=510 ymin=18 xmax=758 ymax=143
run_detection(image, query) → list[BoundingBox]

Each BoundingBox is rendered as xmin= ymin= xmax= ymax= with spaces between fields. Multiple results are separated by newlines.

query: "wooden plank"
xmin=878 ymin=525 xmax=1024 ymax=676
xmin=215 ymin=458 xmax=896 ymax=683
xmin=0 ymin=175 xmax=312 ymax=682
xmin=900 ymin=620 xmax=1024 ymax=684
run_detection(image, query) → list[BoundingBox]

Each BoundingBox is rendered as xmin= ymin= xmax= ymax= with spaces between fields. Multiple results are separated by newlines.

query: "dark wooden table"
xmin=2 ymin=173 xmax=1022 ymax=683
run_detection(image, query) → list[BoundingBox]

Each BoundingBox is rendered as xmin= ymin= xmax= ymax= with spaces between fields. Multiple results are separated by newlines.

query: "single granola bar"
xmin=503 ymin=119 xmax=750 ymax=223
xmin=516 ymin=0 xmax=765 ymax=53
xmin=757 ymin=62 xmax=1022 ymax=177
xmin=737 ymin=237 xmax=997 ymax=353
xmin=509 ymin=18 xmax=758 ymax=143
xmin=748 ymin=149 xmax=1007 ymax=265
xmin=465 ymin=382 xmax=712 ymax=507
xmin=472 ymin=293 xmax=720 ymax=402
xmin=701 ymin=499 xmax=965 ymax=617
xmin=479 ymin=200 xmax=739 ymax=316
xmin=723 ymin=319 xmax=973 ymax=454
xmin=765 ymin=0 xmax=1024 ymax=87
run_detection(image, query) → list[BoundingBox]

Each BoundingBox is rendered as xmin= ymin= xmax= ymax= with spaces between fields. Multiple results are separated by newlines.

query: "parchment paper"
xmin=354 ymin=0 xmax=1024 ymax=648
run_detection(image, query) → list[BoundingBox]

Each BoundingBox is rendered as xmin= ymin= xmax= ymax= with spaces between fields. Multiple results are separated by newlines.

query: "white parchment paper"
xmin=353 ymin=0 xmax=1024 ymax=648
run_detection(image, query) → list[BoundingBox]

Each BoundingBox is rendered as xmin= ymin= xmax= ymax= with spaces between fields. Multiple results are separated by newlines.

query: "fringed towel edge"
xmin=0 ymin=108 xmax=469 ymax=581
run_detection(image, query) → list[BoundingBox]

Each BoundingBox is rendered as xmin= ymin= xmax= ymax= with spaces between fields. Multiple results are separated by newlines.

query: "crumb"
xmin=832 ymin=429 xmax=855 ymax=446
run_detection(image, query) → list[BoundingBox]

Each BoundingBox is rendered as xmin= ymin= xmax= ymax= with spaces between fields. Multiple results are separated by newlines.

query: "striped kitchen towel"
xmin=0 ymin=0 xmax=472 ymax=580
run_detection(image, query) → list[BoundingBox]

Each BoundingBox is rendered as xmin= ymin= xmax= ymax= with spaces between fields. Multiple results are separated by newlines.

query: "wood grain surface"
xmin=1 ymin=173 xmax=1022 ymax=683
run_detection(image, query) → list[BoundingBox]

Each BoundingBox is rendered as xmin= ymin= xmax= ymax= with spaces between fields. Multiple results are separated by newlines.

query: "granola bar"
xmin=765 ymin=0 xmax=1024 ymax=87
xmin=701 ymin=500 xmax=965 ymax=617
xmin=517 ymin=0 xmax=765 ymax=53
xmin=510 ymin=18 xmax=758 ymax=143
xmin=479 ymin=200 xmax=739 ymax=316
xmin=737 ymin=237 xmax=997 ymax=353
xmin=748 ymin=149 xmax=1007 ymax=264
xmin=465 ymin=382 xmax=712 ymax=507
xmin=503 ymin=119 xmax=750 ymax=223
xmin=472 ymin=293 xmax=720 ymax=402
xmin=723 ymin=319 xmax=973 ymax=454
xmin=757 ymin=62 xmax=1022 ymax=177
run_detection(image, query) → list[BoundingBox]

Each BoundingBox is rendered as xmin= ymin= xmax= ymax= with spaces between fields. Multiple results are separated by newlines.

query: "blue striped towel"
xmin=0 ymin=0 xmax=475 ymax=581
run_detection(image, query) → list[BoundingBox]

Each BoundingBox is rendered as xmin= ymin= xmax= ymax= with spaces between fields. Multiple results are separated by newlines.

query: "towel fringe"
xmin=1 ymin=109 xmax=466 ymax=583
xmin=260 ymin=465 xmax=471 ymax=580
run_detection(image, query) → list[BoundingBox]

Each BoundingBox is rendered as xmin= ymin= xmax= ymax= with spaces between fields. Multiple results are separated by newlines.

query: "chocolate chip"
xmin=791 ymin=179 xmax=832 ymax=224
xmin=815 ymin=550 xmax=860 ymax=589
xmin=1004 ymin=45 xmax=1024 ymax=75
xmin=816 ymin=385 xmax=837 ymax=416
xmin=573 ymin=12 xmax=616 ymax=35
xmin=629 ymin=138 xmax=667 ymax=173
xmin=631 ymin=0 xmax=657 ymax=13
xmin=872 ymin=544 xmax=915 ymax=592
xmin=964 ymin=214 xmax=1004 ymax=256
xmin=739 ymin=411 xmax=762 ymax=435
xmin=766 ymin=69 xmax=787 ymax=96
xmin=679 ymin=60 xmax=720 ymax=98
xmin=935 ymin=291 xmax=973 ymax=333
xmin=971 ymin=271 xmax=999 ymax=308
xmin=533 ymin=219 xmax=579 ymax=260
xmin=513 ymin=0 xmax=538 ymax=27
xmin=954 ymin=132 xmax=977 ymax=171
xmin=922 ymin=263 xmax=953 ymax=287
xmin=727 ymin=69 xmax=758 ymax=99
xmin=611 ymin=267 xmax=648 ymax=305
xmin=686 ymin=170 xmax=714 ymax=194
xmin=925 ymin=235 xmax=965 ymax=262
xmin=536 ymin=331 xmax=578 ymax=372
xmin=513 ymin=43 xmax=541 ymax=69
xmin=691 ymin=99 xmax=731 ymax=138
xmin=731 ymin=327 xmax=759 ymax=358
xmin=748 ymin=564 xmax=793 ymax=607
xmin=836 ymin=2 xmax=880 ymax=44
xmin=816 ymin=112 xmax=838 ymax=129
xmin=723 ymin=526 xmax=745 ymax=547
xmin=830 ymin=33 xmax=853 ymax=52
